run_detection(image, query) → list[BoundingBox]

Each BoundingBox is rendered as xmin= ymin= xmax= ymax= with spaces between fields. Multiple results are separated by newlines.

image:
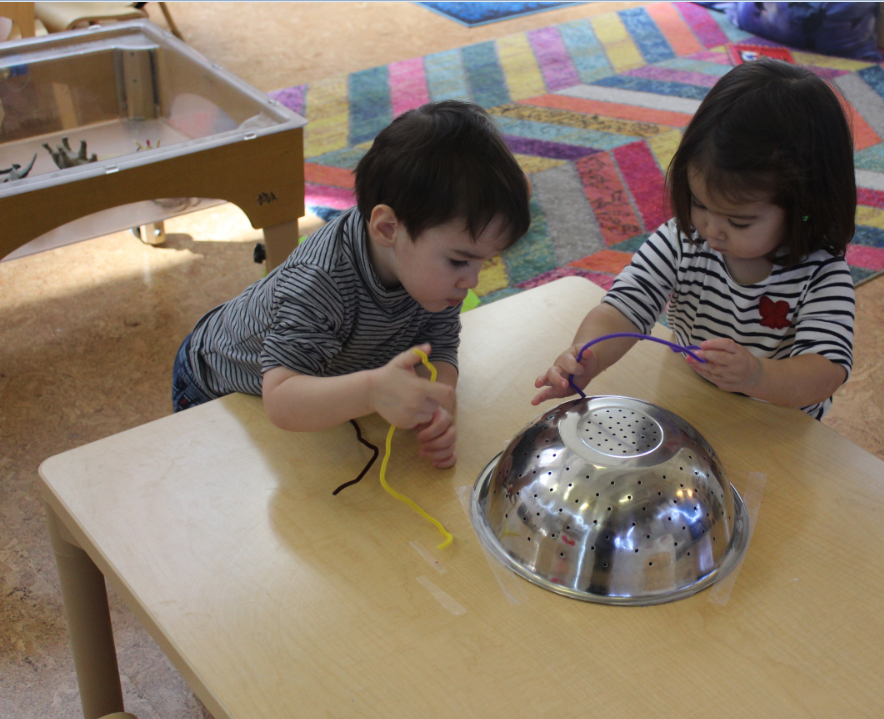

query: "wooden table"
xmin=39 ymin=277 xmax=884 ymax=719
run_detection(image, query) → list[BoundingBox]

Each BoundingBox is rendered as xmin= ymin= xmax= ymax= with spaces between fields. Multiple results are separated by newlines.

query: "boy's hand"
xmin=685 ymin=338 xmax=763 ymax=394
xmin=531 ymin=345 xmax=599 ymax=405
xmin=415 ymin=407 xmax=457 ymax=468
xmin=369 ymin=344 xmax=454 ymax=429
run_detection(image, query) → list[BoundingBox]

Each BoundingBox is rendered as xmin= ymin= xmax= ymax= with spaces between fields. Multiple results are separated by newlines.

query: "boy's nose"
xmin=457 ymin=272 xmax=480 ymax=290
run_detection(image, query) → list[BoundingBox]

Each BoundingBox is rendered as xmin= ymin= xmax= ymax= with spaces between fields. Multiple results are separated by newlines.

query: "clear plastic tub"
xmin=1 ymin=20 xmax=306 ymax=261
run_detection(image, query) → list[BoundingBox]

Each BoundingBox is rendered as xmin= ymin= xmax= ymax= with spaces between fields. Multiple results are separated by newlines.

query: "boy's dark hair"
xmin=354 ymin=100 xmax=531 ymax=247
xmin=667 ymin=58 xmax=856 ymax=267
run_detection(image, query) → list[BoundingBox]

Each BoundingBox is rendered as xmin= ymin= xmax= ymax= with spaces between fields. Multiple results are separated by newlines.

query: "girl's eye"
xmin=449 ymin=259 xmax=469 ymax=268
xmin=691 ymin=198 xmax=705 ymax=209
xmin=728 ymin=219 xmax=750 ymax=229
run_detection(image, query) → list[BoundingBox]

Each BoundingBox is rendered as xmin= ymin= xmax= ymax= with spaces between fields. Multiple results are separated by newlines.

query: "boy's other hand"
xmin=685 ymin=338 xmax=763 ymax=393
xmin=531 ymin=345 xmax=598 ymax=405
xmin=370 ymin=344 xmax=455 ymax=429
xmin=415 ymin=407 xmax=457 ymax=468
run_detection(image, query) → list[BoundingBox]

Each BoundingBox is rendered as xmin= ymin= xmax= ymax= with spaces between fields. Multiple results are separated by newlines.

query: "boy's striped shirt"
xmin=188 ymin=208 xmax=461 ymax=399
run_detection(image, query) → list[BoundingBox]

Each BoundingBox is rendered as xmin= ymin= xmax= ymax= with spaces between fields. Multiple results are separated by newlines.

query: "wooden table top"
xmin=40 ymin=277 xmax=884 ymax=719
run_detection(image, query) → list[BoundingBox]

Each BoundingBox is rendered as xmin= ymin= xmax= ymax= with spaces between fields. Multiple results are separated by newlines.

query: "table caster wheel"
xmin=131 ymin=221 xmax=166 ymax=246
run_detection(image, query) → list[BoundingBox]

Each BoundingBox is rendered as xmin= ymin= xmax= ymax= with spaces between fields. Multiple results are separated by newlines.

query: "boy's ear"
xmin=368 ymin=204 xmax=399 ymax=248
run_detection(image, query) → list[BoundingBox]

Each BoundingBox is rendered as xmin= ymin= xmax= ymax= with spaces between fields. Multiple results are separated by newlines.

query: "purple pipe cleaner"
xmin=568 ymin=333 xmax=706 ymax=398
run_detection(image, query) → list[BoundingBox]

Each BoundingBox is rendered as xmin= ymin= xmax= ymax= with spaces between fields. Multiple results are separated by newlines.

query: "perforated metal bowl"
xmin=471 ymin=396 xmax=750 ymax=605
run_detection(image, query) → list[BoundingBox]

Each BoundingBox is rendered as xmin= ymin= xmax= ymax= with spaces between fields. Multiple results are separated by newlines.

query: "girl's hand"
xmin=685 ymin=338 xmax=763 ymax=394
xmin=369 ymin=344 xmax=455 ymax=429
xmin=415 ymin=407 xmax=457 ymax=468
xmin=531 ymin=345 xmax=599 ymax=405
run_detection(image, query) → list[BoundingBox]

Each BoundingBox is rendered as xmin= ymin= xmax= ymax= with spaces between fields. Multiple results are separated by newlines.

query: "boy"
xmin=172 ymin=100 xmax=531 ymax=467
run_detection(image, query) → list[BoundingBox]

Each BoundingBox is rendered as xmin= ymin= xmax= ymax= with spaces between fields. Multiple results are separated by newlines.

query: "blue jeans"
xmin=172 ymin=333 xmax=214 ymax=412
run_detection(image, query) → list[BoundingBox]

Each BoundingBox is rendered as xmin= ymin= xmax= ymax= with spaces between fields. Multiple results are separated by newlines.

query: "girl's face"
xmin=688 ymin=167 xmax=787 ymax=261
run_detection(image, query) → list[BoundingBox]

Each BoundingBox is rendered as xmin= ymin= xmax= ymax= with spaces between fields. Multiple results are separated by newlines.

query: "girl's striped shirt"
xmin=602 ymin=219 xmax=855 ymax=419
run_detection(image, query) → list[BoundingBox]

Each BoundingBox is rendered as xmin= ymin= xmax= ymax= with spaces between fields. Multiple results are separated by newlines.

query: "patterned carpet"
xmin=269 ymin=1 xmax=884 ymax=306
xmin=418 ymin=2 xmax=588 ymax=28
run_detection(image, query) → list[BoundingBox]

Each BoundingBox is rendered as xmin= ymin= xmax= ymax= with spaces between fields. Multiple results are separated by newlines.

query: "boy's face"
xmin=369 ymin=207 xmax=510 ymax=312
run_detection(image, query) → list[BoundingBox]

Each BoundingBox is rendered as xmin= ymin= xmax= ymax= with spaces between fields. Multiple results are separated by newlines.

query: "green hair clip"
xmin=802 ymin=215 xmax=810 ymax=222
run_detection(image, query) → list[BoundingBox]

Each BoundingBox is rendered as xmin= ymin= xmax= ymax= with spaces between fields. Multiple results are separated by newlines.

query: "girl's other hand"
xmin=531 ymin=345 xmax=598 ymax=405
xmin=685 ymin=338 xmax=763 ymax=394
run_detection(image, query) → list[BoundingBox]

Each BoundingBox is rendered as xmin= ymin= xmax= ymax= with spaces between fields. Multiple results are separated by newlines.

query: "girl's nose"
xmin=706 ymin=215 xmax=728 ymax=241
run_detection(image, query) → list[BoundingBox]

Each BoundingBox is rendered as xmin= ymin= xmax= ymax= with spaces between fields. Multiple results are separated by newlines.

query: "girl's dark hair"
xmin=667 ymin=58 xmax=855 ymax=267
xmin=354 ymin=100 xmax=530 ymax=247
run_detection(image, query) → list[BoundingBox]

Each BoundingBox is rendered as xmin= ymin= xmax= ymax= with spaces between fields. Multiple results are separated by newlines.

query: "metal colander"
xmin=470 ymin=396 xmax=750 ymax=605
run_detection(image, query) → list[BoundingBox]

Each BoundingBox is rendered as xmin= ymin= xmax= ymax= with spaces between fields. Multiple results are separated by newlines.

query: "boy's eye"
xmin=449 ymin=259 xmax=469 ymax=268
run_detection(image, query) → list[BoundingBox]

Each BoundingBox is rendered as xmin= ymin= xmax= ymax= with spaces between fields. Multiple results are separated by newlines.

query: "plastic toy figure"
xmin=1 ymin=153 xmax=37 ymax=182
xmin=134 ymin=139 xmax=161 ymax=151
xmin=42 ymin=137 xmax=97 ymax=169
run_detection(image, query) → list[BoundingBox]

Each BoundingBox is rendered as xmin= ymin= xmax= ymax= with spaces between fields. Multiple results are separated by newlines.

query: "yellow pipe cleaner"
xmin=379 ymin=348 xmax=453 ymax=550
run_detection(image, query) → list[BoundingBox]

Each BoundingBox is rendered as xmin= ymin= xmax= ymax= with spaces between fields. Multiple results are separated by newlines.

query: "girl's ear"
xmin=368 ymin=204 xmax=399 ymax=248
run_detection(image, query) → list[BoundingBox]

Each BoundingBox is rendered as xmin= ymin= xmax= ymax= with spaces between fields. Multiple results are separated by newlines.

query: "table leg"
xmin=45 ymin=503 xmax=126 ymax=719
xmin=262 ymin=218 xmax=300 ymax=271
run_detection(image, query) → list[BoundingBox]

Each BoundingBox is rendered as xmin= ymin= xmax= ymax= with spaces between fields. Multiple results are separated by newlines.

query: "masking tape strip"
xmin=416 ymin=575 xmax=466 ymax=615
xmin=707 ymin=471 xmax=766 ymax=606
xmin=456 ymin=485 xmax=528 ymax=607
xmin=410 ymin=540 xmax=447 ymax=574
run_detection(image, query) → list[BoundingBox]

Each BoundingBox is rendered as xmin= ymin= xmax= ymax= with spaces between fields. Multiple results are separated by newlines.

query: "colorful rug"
xmin=269 ymin=1 xmax=884 ymax=307
xmin=419 ymin=2 xmax=586 ymax=28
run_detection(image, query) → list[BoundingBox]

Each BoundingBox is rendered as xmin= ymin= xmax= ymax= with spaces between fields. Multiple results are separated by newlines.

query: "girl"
xmin=533 ymin=58 xmax=856 ymax=419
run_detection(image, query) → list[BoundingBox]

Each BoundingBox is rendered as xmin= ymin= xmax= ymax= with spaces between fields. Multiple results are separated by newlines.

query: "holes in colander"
xmin=580 ymin=408 xmax=662 ymax=456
